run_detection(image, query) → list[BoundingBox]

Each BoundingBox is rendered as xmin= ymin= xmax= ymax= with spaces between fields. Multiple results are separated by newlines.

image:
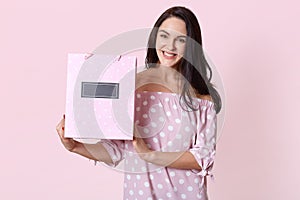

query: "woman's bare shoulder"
xmin=136 ymin=69 xmax=158 ymax=83
xmin=137 ymin=69 xmax=149 ymax=79
xmin=196 ymin=93 xmax=213 ymax=101
xmin=136 ymin=70 xmax=173 ymax=93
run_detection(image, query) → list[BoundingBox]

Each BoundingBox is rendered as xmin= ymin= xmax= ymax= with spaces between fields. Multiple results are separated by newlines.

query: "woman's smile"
xmin=161 ymin=50 xmax=178 ymax=60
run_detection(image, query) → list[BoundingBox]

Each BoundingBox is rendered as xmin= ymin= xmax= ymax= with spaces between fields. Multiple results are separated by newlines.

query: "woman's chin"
xmin=158 ymin=60 xmax=180 ymax=68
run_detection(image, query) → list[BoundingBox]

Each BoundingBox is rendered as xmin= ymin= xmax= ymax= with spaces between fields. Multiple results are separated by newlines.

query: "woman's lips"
xmin=162 ymin=50 xmax=177 ymax=60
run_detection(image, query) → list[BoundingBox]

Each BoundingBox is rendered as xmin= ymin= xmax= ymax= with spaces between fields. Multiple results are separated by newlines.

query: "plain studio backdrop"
xmin=0 ymin=0 xmax=299 ymax=199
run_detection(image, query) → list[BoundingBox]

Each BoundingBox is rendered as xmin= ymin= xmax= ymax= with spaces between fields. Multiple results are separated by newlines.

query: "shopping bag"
xmin=65 ymin=53 xmax=137 ymax=140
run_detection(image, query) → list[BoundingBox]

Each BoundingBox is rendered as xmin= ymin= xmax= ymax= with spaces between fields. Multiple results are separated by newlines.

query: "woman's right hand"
xmin=56 ymin=114 xmax=77 ymax=152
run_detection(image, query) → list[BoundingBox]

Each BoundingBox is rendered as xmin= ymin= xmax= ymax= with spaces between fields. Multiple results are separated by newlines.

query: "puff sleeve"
xmin=97 ymin=139 xmax=125 ymax=167
xmin=189 ymin=100 xmax=217 ymax=187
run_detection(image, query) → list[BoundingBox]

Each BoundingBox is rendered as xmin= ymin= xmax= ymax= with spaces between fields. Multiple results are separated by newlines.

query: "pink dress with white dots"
xmin=100 ymin=91 xmax=217 ymax=200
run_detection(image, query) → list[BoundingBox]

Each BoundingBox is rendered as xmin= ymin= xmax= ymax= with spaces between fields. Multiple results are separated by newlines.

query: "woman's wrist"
xmin=62 ymin=138 xmax=77 ymax=152
xmin=68 ymin=140 xmax=81 ymax=153
xmin=141 ymin=151 xmax=173 ymax=167
xmin=140 ymin=150 xmax=156 ymax=163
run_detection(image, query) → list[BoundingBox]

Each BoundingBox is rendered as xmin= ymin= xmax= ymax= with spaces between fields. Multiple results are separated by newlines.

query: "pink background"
xmin=1 ymin=0 xmax=299 ymax=199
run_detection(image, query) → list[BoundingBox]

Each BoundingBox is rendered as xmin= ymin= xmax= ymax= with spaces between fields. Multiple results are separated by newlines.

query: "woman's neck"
xmin=153 ymin=63 xmax=181 ymax=82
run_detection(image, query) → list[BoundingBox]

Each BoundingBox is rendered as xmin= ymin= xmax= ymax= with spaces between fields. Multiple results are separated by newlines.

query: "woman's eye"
xmin=178 ymin=38 xmax=186 ymax=43
xmin=160 ymin=34 xmax=167 ymax=38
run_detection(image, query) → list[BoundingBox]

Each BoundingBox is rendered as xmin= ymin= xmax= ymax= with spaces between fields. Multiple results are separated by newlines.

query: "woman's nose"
xmin=165 ymin=38 xmax=176 ymax=51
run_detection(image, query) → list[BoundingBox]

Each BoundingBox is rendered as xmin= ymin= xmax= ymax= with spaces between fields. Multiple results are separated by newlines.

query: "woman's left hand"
xmin=132 ymin=122 xmax=154 ymax=161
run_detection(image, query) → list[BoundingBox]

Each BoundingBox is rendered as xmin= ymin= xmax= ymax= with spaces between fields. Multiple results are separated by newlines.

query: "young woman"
xmin=56 ymin=6 xmax=222 ymax=200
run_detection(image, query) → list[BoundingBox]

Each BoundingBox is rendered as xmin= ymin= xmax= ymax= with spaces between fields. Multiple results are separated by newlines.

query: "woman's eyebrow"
xmin=158 ymin=29 xmax=186 ymax=38
xmin=158 ymin=30 xmax=170 ymax=35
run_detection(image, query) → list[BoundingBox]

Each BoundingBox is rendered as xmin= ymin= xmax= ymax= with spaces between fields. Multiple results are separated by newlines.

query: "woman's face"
xmin=155 ymin=17 xmax=187 ymax=68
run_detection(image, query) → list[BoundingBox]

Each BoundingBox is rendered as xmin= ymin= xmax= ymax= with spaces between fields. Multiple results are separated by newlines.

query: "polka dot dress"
xmin=100 ymin=91 xmax=217 ymax=200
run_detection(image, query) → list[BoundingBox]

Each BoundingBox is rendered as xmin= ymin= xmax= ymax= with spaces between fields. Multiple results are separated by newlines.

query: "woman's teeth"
xmin=163 ymin=51 xmax=176 ymax=58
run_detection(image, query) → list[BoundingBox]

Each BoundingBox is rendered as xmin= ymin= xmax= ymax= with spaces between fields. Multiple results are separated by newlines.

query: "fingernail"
xmin=63 ymin=114 xmax=65 ymax=119
xmin=62 ymin=127 xmax=64 ymax=130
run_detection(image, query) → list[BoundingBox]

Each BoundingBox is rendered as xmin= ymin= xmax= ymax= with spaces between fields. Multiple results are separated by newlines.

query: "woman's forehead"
xmin=158 ymin=17 xmax=187 ymax=36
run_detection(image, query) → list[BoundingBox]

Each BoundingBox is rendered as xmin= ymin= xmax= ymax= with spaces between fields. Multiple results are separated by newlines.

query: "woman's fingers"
xmin=133 ymin=123 xmax=151 ymax=154
xmin=56 ymin=116 xmax=65 ymax=139
xmin=133 ymin=121 xmax=142 ymax=138
xmin=56 ymin=115 xmax=76 ymax=151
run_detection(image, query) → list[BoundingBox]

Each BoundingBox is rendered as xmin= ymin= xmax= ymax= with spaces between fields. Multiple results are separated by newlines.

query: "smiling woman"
xmin=155 ymin=17 xmax=187 ymax=68
xmin=56 ymin=6 xmax=222 ymax=200
xmin=146 ymin=7 xmax=222 ymax=113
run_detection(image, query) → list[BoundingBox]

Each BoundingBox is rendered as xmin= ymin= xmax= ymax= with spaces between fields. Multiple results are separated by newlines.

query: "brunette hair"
xmin=145 ymin=6 xmax=222 ymax=113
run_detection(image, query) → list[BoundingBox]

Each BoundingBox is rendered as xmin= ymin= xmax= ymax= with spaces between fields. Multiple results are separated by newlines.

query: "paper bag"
xmin=65 ymin=53 xmax=137 ymax=140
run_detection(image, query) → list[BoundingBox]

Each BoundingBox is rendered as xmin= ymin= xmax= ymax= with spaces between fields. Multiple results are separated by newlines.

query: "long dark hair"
xmin=145 ymin=6 xmax=222 ymax=113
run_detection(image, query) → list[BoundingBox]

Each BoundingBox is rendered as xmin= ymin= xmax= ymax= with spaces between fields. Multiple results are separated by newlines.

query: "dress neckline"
xmin=135 ymin=90 xmax=214 ymax=104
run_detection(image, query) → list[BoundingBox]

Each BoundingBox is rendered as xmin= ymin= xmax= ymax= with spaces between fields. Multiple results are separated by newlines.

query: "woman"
xmin=57 ymin=6 xmax=221 ymax=200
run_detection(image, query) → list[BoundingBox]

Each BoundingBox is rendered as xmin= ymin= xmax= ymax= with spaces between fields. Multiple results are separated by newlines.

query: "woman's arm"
xmin=132 ymin=127 xmax=201 ymax=170
xmin=56 ymin=116 xmax=113 ymax=165
xmin=151 ymin=151 xmax=202 ymax=170
xmin=70 ymin=141 xmax=113 ymax=165
xmin=135 ymin=144 xmax=202 ymax=170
